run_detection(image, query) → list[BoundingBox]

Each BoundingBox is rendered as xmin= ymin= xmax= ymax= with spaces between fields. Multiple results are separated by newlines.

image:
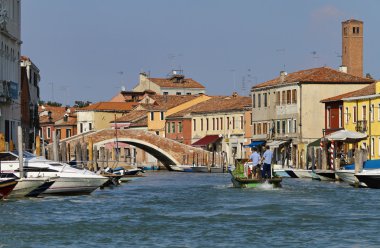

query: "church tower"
xmin=342 ymin=19 xmax=363 ymax=77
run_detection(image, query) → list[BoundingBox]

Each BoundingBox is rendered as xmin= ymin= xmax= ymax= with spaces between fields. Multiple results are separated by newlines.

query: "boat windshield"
xmin=11 ymin=151 xmax=36 ymax=159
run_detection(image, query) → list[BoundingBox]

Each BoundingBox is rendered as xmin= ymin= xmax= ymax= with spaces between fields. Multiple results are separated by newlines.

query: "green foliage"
xmin=74 ymin=100 xmax=92 ymax=108
xmin=45 ymin=101 xmax=62 ymax=107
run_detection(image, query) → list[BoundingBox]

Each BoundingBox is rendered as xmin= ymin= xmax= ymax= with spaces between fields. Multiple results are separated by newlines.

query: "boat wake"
xmin=256 ymin=181 xmax=276 ymax=190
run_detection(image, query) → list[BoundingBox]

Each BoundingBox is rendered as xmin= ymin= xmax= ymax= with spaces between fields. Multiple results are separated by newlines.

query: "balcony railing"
xmin=356 ymin=120 xmax=367 ymax=133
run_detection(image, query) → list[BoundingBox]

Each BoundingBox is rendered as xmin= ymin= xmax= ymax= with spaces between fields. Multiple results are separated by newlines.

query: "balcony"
xmin=355 ymin=120 xmax=367 ymax=133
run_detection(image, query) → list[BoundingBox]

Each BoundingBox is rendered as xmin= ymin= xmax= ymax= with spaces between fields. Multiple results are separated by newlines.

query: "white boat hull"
xmin=336 ymin=170 xmax=367 ymax=187
xmin=43 ymin=176 xmax=108 ymax=195
xmin=8 ymin=178 xmax=46 ymax=198
xmin=292 ymin=169 xmax=313 ymax=178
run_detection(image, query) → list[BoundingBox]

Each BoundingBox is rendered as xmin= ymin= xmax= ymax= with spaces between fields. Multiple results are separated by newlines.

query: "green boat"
xmin=230 ymin=162 xmax=282 ymax=188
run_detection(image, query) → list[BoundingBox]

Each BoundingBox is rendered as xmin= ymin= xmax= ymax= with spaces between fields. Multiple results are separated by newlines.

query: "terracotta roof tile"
xmin=55 ymin=114 xmax=77 ymax=126
xmin=321 ymin=83 xmax=376 ymax=102
xmin=149 ymin=95 xmax=200 ymax=110
xmin=253 ymin=67 xmax=374 ymax=89
xmin=113 ymin=110 xmax=148 ymax=123
xmin=77 ymin=102 xmax=137 ymax=112
xmin=149 ymin=77 xmax=205 ymax=89
xmin=168 ymin=95 xmax=251 ymax=118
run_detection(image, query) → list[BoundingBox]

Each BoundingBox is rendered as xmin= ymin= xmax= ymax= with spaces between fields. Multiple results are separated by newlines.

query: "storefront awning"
xmin=244 ymin=140 xmax=265 ymax=148
xmin=192 ymin=135 xmax=221 ymax=147
xmin=266 ymin=140 xmax=288 ymax=148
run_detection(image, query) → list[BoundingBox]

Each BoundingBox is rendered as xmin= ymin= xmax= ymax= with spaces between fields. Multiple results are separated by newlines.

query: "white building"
xmin=0 ymin=0 xmax=21 ymax=145
xmin=133 ymin=71 xmax=206 ymax=96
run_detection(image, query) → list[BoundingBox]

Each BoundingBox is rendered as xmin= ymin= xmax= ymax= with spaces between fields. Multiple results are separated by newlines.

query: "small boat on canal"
xmin=230 ymin=163 xmax=282 ymax=188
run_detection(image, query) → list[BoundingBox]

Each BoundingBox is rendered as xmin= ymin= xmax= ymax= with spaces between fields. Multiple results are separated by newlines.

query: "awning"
xmin=192 ymin=135 xmax=221 ymax=147
xmin=308 ymin=138 xmax=322 ymax=147
xmin=325 ymin=129 xmax=367 ymax=143
xmin=244 ymin=140 xmax=265 ymax=148
xmin=266 ymin=140 xmax=288 ymax=148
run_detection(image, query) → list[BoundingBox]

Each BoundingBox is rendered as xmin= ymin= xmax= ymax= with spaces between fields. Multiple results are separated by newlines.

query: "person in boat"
xmin=261 ymin=145 xmax=273 ymax=179
xmin=250 ymin=147 xmax=261 ymax=179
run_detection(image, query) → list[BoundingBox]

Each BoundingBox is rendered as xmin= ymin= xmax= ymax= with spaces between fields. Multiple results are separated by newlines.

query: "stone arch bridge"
xmin=53 ymin=129 xmax=222 ymax=170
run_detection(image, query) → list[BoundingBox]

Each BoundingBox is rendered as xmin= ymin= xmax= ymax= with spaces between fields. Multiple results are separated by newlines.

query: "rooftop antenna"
xmin=241 ymin=76 xmax=246 ymax=96
xmin=311 ymin=51 xmax=320 ymax=67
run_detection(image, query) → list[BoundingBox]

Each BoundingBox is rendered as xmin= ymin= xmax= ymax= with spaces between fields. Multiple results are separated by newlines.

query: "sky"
xmin=21 ymin=0 xmax=380 ymax=106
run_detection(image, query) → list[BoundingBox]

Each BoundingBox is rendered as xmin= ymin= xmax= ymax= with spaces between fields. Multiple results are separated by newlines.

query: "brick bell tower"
xmin=342 ymin=19 xmax=363 ymax=77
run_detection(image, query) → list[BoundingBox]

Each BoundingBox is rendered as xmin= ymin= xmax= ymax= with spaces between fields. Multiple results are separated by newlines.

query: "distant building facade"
xmin=0 ymin=0 xmax=21 ymax=146
xmin=133 ymin=71 xmax=206 ymax=96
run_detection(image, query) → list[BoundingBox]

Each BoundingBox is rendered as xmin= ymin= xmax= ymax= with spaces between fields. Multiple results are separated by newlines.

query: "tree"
xmin=74 ymin=100 xmax=92 ymax=108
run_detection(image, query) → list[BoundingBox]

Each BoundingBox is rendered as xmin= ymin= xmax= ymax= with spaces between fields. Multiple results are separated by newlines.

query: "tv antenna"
xmin=276 ymin=48 xmax=286 ymax=71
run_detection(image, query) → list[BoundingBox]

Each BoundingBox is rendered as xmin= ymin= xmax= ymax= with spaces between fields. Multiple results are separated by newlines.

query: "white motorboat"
xmin=0 ymin=151 xmax=108 ymax=195
xmin=314 ymin=170 xmax=337 ymax=181
xmin=7 ymin=177 xmax=53 ymax=198
xmin=290 ymin=169 xmax=313 ymax=179
xmin=335 ymin=169 xmax=366 ymax=187
xmin=355 ymin=169 xmax=380 ymax=189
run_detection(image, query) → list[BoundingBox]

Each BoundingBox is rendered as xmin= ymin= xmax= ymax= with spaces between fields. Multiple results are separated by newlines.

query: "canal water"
xmin=1 ymin=172 xmax=380 ymax=247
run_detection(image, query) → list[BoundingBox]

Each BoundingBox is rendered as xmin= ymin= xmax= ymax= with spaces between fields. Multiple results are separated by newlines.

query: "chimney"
xmin=338 ymin=65 xmax=347 ymax=73
xmin=280 ymin=71 xmax=287 ymax=83
xmin=139 ymin=72 xmax=148 ymax=83
xmin=232 ymin=92 xmax=238 ymax=98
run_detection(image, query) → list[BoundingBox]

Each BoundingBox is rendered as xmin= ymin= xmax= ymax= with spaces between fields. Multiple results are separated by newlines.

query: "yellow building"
xmin=342 ymin=82 xmax=380 ymax=159
xmin=140 ymin=94 xmax=211 ymax=136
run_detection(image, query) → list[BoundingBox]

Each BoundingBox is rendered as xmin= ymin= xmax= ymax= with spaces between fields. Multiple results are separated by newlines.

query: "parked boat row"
xmin=276 ymin=162 xmax=380 ymax=189
xmin=0 ymin=151 xmax=113 ymax=199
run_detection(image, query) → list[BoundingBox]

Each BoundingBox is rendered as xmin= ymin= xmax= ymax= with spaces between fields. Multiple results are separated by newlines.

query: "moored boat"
xmin=274 ymin=169 xmax=290 ymax=178
xmin=335 ymin=169 xmax=367 ymax=187
xmin=355 ymin=169 xmax=380 ymax=189
xmin=314 ymin=170 xmax=337 ymax=181
xmin=0 ymin=178 xmax=18 ymax=200
xmin=7 ymin=177 xmax=52 ymax=198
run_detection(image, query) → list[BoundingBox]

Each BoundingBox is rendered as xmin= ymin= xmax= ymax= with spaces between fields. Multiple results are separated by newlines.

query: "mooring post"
xmin=61 ymin=141 xmax=67 ymax=163
xmin=93 ymin=145 xmax=98 ymax=172
xmin=53 ymin=131 xmax=59 ymax=161
xmin=35 ymin=135 xmax=41 ymax=156
xmin=75 ymin=142 xmax=82 ymax=168
xmin=88 ymin=138 xmax=93 ymax=171
xmin=17 ymin=126 xmax=24 ymax=178
xmin=354 ymin=149 xmax=364 ymax=187
xmin=82 ymin=142 xmax=88 ymax=169
xmin=106 ymin=149 xmax=110 ymax=169
xmin=99 ymin=146 xmax=105 ymax=172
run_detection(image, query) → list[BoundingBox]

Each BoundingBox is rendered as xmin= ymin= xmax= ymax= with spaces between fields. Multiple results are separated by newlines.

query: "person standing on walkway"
xmin=261 ymin=145 xmax=273 ymax=179
xmin=249 ymin=147 xmax=261 ymax=179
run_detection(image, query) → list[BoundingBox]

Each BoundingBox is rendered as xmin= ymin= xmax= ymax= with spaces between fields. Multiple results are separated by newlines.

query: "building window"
xmin=362 ymin=105 xmax=367 ymax=120
xmin=176 ymin=92 xmax=181 ymax=95
xmin=240 ymin=116 xmax=243 ymax=129
xmin=178 ymin=122 xmax=182 ymax=132
xmin=371 ymin=137 xmax=375 ymax=156
xmin=193 ymin=119 xmax=196 ymax=131
xmin=216 ymin=118 xmax=219 ymax=130
xmin=167 ymin=122 xmax=170 ymax=133
xmin=206 ymin=118 xmax=209 ymax=130
xmin=252 ymin=94 xmax=256 ymax=108
xmin=292 ymin=89 xmax=297 ymax=104
xmin=186 ymin=93 xmax=191 ymax=95
xmin=227 ymin=117 xmax=229 ymax=130
xmin=56 ymin=129 xmax=61 ymax=139
xmin=276 ymin=92 xmax=280 ymax=105
xmin=150 ymin=112 xmax=154 ymax=121
xmin=258 ymin=94 xmax=261 ymax=108
xmin=263 ymin=122 xmax=267 ymax=134
xmin=89 ymin=123 xmax=92 ymax=130
xmin=163 ymin=92 xmax=168 ymax=95
xmin=263 ymin=93 xmax=267 ymax=107
xmin=287 ymin=119 xmax=292 ymax=133
xmin=80 ymin=123 xmax=83 ymax=133
xmin=47 ymin=127 xmax=51 ymax=139
xmin=286 ymin=90 xmax=291 ymax=104
xmin=220 ymin=117 xmax=223 ymax=130
xmin=282 ymin=120 xmax=286 ymax=134
xmin=293 ymin=119 xmax=297 ymax=133
xmin=160 ymin=112 xmax=164 ymax=120
xmin=253 ymin=123 xmax=256 ymax=135
xmin=232 ymin=117 xmax=235 ymax=129
xmin=370 ymin=104 xmax=374 ymax=122
xmin=212 ymin=118 xmax=215 ymax=130
xmin=327 ymin=107 xmax=331 ymax=129
xmin=339 ymin=106 xmax=343 ymax=128
xmin=171 ymin=122 xmax=175 ymax=133
xmin=353 ymin=106 xmax=357 ymax=123
xmin=257 ymin=123 xmax=262 ymax=135
xmin=66 ymin=129 xmax=71 ymax=138
xmin=346 ymin=107 xmax=349 ymax=124
xmin=201 ymin=119 xmax=203 ymax=131
xmin=276 ymin=121 xmax=280 ymax=134
xmin=250 ymin=113 xmax=252 ymax=124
